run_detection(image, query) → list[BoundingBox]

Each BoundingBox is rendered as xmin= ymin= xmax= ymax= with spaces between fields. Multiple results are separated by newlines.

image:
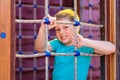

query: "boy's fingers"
xmin=42 ymin=15 xmax=56 ymax=29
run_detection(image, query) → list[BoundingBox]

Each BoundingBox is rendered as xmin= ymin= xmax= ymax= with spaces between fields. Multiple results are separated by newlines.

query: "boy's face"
xmin=55 ymin=18 xmax=75 ymax=46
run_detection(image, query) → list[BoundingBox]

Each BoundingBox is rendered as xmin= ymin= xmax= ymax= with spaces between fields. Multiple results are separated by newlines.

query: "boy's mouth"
xmin=61 ymin=35 xmax=67 ymax=40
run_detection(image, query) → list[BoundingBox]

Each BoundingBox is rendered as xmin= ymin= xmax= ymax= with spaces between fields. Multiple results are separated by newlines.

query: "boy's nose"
xmin=59 ymin=29 xmax=65 ymax=34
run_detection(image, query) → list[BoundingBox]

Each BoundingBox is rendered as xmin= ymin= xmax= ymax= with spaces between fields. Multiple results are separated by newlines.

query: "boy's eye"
xmin=64 ymin=26 xmax=68 ymax=28
xmin=55 ymin=28 xmax=60 ymax=31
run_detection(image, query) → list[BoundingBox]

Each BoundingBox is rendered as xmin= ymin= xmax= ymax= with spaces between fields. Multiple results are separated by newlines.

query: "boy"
xmin=35 ymin=9 xmax=115 ymax=80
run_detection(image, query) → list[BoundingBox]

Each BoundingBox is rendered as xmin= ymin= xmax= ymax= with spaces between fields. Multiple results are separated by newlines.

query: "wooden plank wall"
xmin=0 ymin=0 xmax=15 ymax=80
xmin=15 ymin=1 xmax=74 ymax=80
xmin=0 ymin=0 xmax=117 ymax=80
xmin=15 ymin=0 xmax=100 ymax=80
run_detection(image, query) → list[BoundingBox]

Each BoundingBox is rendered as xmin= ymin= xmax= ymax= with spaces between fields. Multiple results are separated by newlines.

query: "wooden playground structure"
xmin=0 ymin=0 xmax=118 ymax=80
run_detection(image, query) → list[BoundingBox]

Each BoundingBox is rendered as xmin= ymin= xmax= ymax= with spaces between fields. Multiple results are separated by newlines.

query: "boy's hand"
xmin=72 ymin=34 xmax=85 ymax=48
xmin=41 ymin=15 xmax=56 ymax=30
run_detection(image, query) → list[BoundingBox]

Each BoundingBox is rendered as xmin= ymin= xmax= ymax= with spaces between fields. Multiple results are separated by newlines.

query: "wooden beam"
xmin=106 ymin=0 xmax=116 ymax=80
xmin=0 ymin=0 xmax=15 ymax=80
xmin=109 ymin=0 xmax=116 ymax=80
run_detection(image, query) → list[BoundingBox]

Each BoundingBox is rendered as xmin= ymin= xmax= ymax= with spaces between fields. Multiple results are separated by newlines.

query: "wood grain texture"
xmin=106 ymin=0 xmax=116 ymax=80
xmin=0 ymin=0 xmax=15 ymax=80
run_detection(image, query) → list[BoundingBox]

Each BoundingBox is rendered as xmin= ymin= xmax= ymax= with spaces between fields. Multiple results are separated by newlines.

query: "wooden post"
xmin=105 ymin=0 xmax=116 ymax=80
xmin=0 ymin=0 xmax=15 ymax=80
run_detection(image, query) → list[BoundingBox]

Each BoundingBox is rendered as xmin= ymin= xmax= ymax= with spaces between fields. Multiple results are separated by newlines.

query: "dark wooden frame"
xmin=116 ymin=0 xmax=120 ymax=80
xmin=100 ymin=0 xmax=105 ymax=80
xmin=100 ymin=0 xmax=116 ymax=80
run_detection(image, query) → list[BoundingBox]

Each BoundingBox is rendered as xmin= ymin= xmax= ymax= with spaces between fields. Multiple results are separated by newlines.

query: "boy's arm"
xmin=35 ymin=24 xmax=52 ymax=52
xmin=35 ymin=16 xmax=56 ymax=52
xmin=82 ymin=38 xmax=115 ymax=55
xmin=72 ymin=34 xmax=115 ymax=55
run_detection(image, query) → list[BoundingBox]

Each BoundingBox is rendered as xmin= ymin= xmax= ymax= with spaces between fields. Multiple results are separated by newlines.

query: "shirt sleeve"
xmin=78 ymin=46 xmax=94 ymax=54
xmin=49 ymin=39 xmax=59 ymax=52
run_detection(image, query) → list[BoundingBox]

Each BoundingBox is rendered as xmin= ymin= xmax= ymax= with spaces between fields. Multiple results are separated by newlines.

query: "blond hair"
xmin=55 ymin=9 xmax=80 ymax=21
